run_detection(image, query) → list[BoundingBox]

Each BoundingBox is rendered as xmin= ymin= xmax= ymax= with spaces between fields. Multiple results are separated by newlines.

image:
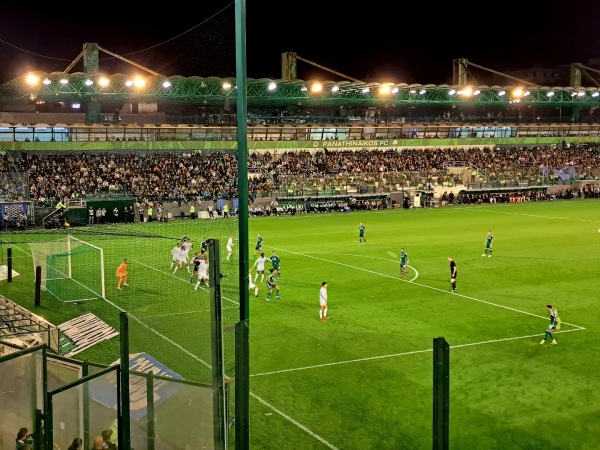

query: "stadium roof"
xmin=2 ymin=71 xmax=600 ymax=110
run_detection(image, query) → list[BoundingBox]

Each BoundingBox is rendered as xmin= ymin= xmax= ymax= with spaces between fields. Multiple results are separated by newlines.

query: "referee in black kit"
xmin=448 ymin=256 xmax=457 ymax=292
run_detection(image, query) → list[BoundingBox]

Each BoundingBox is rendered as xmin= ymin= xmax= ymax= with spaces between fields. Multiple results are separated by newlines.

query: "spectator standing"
xmin=66 ymin=438 xmax=83 ymax=450
xmin=147 ymin=204 xmax=153 ymax=222
xmin=91 ymin=436 xmax=103 ymax=450
xmin=208 ymin=203 xmax=215 ymax=219
xmin=101 ymin=429 xmax=117 ymax=450
xmin=223 ymin=202 xmax=229 ymax=218
xmin=88 ymin=207 xmax=94 ymax=224
xmin=113 ymin=207 xmax=119 ymax=222
xmin=190 ymin=202 xmax=197 ymax=219
xmin=15 ymin=427 xmax=34 ymax=449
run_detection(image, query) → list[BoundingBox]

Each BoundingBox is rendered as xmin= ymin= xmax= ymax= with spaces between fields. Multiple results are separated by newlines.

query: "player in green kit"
xmin=266 ymin=268 xmax=280 ymax=302
xmin=400 ymin=248 xmax=409 ymax=279
xmin=359 ymin=222 xmax=367 ymax=245
xmin=270 ymin=250 xmax=281 ymax=278
xmin=253 ymin=233 xmax=263 ymax=259
xmin=482 ymin=231 xmax=494 ymax=257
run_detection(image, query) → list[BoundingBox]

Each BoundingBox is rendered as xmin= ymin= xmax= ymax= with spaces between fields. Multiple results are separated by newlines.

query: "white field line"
xmin=251 ymin=392 xmax=339 ymax=450
xmin=464 ymin=202 xmax=600 ymax=223
xmin=251 ymin=328 xmax=584 ymax=378
xmin=134 ymin=259 xmax=338 ymax=448
xmin=9 ymin=244 xmax=213 ymax=369
xmin=12 ymin=243 xmax=334 ymax=447
xmin=272 ymin=247 xmax=585 ymax=328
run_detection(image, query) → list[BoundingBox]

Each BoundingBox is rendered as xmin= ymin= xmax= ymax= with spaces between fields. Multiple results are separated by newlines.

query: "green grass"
xmin=2 ymin=200 xmax=600 ymax=450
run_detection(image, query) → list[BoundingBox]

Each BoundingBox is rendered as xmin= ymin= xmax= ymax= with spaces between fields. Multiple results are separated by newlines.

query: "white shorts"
xmin=320 ymin=299 xmax=327 ymax=306
xmin=227 ymin=245 xmax=233 ymax=252
xmin=198 ymin=271 xmax=208 ymax=280
xmin=249 ymin=280 xmax=257 ymax=289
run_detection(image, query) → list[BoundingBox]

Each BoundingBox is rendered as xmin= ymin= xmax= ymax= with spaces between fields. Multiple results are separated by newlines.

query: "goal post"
xmin=29 ymin=235 xmax=106 ymax=302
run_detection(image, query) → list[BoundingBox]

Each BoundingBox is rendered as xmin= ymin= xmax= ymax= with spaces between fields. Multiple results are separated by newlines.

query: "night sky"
xmin=1 ymin=1 xmax=599 ymax=85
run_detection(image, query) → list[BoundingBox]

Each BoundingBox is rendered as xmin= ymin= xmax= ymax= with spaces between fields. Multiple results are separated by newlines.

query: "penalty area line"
xmin=251 ymin=392 xmax=339 ymax=450
xmin=251 ymin=327 xmax=586 ymax=378
xmin=272 ymin=247 xmax=584 ymax=328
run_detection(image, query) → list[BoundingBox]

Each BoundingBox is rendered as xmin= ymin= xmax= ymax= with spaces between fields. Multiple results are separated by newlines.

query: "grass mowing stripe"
xmin=274 ymin=245 xmax=586 ymax=327
xmin=10 ymin=243 xmax=214 ymax=370
xmin=133 ymin=258 xmax=335 ymax=448
xmin=250 ymin=392 xmax=340 ymax=450
xmin=251 ymin=328 xmax=585 ymax=378
xmin=133 ymin=259 xmax=240 ymax=307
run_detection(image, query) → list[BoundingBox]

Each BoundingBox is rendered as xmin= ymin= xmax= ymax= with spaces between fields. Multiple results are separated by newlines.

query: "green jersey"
xmin=485 ymin=233 xmax=494 ymax=248
xmin=270 ymin=254 xmax=281 ymax=270
xmin=400 ymin=251 xmax=408 ymax=267
xmin=267 ymin=273 xmax=278 ymax=288
xmin=359 ymin=224 xmax=366 ymax=237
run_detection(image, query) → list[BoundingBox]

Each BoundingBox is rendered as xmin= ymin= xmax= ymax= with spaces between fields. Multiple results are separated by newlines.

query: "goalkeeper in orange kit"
xmin=116 ymin=258 xmax=129 ymax=290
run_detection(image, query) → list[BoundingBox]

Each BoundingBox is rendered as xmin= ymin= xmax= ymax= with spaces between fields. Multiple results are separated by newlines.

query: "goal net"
xmin=29 ymin=235 xmax=106 ymax=302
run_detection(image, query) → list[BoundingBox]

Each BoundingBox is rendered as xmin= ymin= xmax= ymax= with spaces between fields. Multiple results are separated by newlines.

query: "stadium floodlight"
xmin=547 ymin=91 xmax=554 ymax=97
xmin=592 ymin=92 xmax=599 ymax=97
xmin=498 ymin=90 xmax=506 ymax=96
xmin=311 ymin=83 xmax=323 ymax=93
xmin=60 ymin=78 xmax=69 ymax=85
xmin=268 ymin=82 xmax=277 ymax=91
xmin=448 ymin=89 xmax=456 ymax=95
xmin=25 ymin=74 xmax=40 ymax=86
xmin=43 ymin=78 xmax=51 ymax=85
xmin=162 ymin=80 xmax=172 ymax=88
xmin=331 ymin=85 xmax=339 ymax=92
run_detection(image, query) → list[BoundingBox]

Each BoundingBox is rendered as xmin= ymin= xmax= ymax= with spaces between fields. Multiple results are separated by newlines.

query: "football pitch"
xmin=1 ymin=200 xmax=600 ymax=450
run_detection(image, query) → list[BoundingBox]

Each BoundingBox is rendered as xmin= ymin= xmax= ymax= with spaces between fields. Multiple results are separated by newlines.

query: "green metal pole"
xmin=433 ymin=337 xmax=450 ymax=450
xmin=209 ymin=239 xmax=226 ymax=449
xmin=119 ymin=312 xmax=131 ymax=450
xmin=234 ymin=0 xmax=250 ymax=448
xmin=147 ymin=373 xmax=155 ymax=450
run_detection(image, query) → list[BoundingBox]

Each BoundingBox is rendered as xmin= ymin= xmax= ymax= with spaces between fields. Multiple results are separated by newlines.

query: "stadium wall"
xmin=2 ymin=136 xmax=600 ymax=152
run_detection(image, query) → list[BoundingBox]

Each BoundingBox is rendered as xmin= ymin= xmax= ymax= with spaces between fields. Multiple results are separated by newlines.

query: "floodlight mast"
xmin=281 ymin=51 xmax=364 ymax=83
xmin=63 ymin=42 xmax=162 ymax=76
xmin=453 ymin=58 xmax=541 ymax=87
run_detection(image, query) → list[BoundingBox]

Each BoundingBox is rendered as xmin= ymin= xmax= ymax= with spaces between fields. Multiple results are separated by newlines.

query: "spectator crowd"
xmin=0 ymin=144 xmax=598 ymax=207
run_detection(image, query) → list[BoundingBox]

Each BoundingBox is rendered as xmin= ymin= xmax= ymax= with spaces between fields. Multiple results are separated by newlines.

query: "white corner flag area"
xmin=0 ymin=265 xmax=19 ymax=281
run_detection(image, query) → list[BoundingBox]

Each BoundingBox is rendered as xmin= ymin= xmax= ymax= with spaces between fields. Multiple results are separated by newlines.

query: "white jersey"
xmin=171 ymin=246 xmax=182 ymax=261
xmin=227 ymin=237 xmax=234 ymax=252
xmin=253 ymin=256 xmax=269 ymax=272
xmin=320 ymin=286 xmax=328 ymax=306
xmin=181 ymin=244 xmax=191 ymax=261
xmin=198 ymin=260 xmax=209 ymax=279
